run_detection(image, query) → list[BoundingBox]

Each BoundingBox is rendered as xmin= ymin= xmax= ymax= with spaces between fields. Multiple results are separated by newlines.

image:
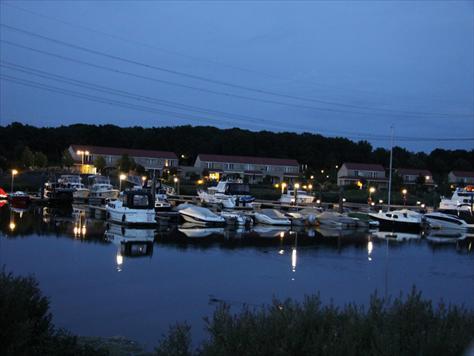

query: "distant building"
xmin=194 ymin=154 xmax=299 ymax=183
xmin=68 ymin=145 xmax=178 ymax=174
xmin=448 ymin=171 xmax=474 ymax=185
xmin=396 ymin=168 xmax=435 ymax=185
xmin=337 ymin=162 xmax=388 ymax=187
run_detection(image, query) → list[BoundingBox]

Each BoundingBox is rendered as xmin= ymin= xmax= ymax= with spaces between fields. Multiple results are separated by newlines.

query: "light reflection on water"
xmin=1 ymin=205 xmax=473 ymax=348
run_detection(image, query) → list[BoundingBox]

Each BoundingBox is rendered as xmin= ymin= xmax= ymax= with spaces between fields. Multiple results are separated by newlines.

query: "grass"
xmin=156 ymin=290 xmax=474 ymax=356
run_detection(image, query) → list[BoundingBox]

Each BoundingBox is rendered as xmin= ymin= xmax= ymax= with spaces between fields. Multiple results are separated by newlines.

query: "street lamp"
xmin=281 ymin=182 xmax=287 ymax=194
xmin=119 ymin=173 xmax=127 ymax=191
xmin=173 ymin=176 xmax=180 ymax=195
xmin=402 ymin=188 xmax=408 ymax=206
xmin=11 ymin=169 xmax=18 ymax=194
xmin=308 ymin=184 xmax=313 ymax=194
xmin=368 ymin=186 xmax=376 ymax=203
xmin=294 ymin=183 xmax=300 ymax=204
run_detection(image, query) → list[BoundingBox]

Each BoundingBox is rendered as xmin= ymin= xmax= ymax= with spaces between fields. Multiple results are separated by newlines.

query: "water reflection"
xmin=1 ymin=206 xmax=473 ymax=255
xmin=104 ymin=223 xmax=155 ymax=271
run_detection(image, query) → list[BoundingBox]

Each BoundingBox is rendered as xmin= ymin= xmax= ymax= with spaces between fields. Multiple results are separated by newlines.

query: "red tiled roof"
xmin=343 ymin=162 xmax=385 ymax=171
xmin=70 ymin=145 xmax=177 ymax=159
xmin=451 ymin=171 xmax=474 ymax=178
xmin=338 ymin=176 xmax=388 ymax=182
xmin=198 ymin=154 xmax=298 ymax=166
xmin=397 ymin=168 xmax=432 ymax=176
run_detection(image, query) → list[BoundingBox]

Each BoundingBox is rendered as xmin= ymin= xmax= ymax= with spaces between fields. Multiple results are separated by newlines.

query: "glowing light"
xmin=302 ymin=185 xmax=307 ymax=189
xmin=81 ymin=225 xmax=86 ymax=236
xmin=379 ymin=199 xmax=384 ymax=204
xmin=316 ymin=199 xmax=321 ymax=204
xmin=308 ymin=184 xmax=313 ymax=190
xmin=9 ymin=221 xmax=16 ymax=231
xmin=291 ymin=248 xmax=297 ymax=272
xmin=357 ymin=181 xmax=363 ymax=189
xmin=421 ymin=203 xmax=426 ymax=208
xmin=369 ymin=187 xmax=376 ymax=193
xmin=342 ymin=198 xmax=346 ymax=202
xmin=76 ymin=150 xmax=83 ymax=155
xmin=416 ymin=201 xmax=421 ymax=205
xmin=274 ymin=183 xmax=279 ymax=188
xmin=116 ymin=254 xmax=123 ymax=266
xmin=84 ymin=151 xmax=90 ymax=155
xmin=73 ymin=226 xmax=78 ymax=235
xmin=320 ymin=169 xmax=324 ymax=174
xmin=335 ymin=165 xmax=339 ymax=169
xmin=310 ymin=175 xmax=314 ymax=179
xmin=12 ymin=169 xmax=18 ymax=176
xmin=326 ymin=175 xmax=330 ymax=178
xmin=425 ymin=176 xmax=430 ymax=180
xmin=294 ymin=183 xmax=300 ymax=189
xmin=371 ymin=202 xmax=375 ymax=206
xmin=279 ymin=231 xmax=285 ymax=238
xmin=173 ymin=177 xmax=179 ymax=183
xmin=197 ymin=179 xmax=204 ymax=185
xmin=367 ymin=241 xmax=373 ymax=255
xmin=278 ymin=249 xmax=284 ymax=255
xmin=119 ymin=174 xmax=127 ymax=181
xmin=402 ymin=188 xmax=407 ymax=195
xmin=142 ymin=176 xmax=147 ymax=181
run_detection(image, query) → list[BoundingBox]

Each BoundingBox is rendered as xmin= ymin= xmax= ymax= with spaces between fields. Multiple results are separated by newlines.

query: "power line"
xmin=2 ymin=60 xmax=429 ymax=140
xmin=1 ymin=73 xmax=471 ymax=143
xmin=0 ymin=39 xmax=467 ymax=123
xmin=1 ymin=22 xmax=472 ymax=119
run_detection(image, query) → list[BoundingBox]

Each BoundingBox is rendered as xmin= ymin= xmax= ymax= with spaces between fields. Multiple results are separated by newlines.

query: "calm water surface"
xmin=1 ymin=205 xmax=473 ymax=349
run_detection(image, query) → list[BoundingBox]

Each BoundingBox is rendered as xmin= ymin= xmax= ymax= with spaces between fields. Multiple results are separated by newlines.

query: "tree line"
xmin=1 ymin=122 xmax=472 ymax=181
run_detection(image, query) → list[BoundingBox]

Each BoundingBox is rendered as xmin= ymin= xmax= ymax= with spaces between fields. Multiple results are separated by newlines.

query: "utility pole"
xmin=387 ymin=125 xmax=394 ymax=210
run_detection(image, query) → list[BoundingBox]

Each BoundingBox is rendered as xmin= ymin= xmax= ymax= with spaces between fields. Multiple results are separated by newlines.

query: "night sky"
xmin=1 ymin=0 xmax=473 ymax=152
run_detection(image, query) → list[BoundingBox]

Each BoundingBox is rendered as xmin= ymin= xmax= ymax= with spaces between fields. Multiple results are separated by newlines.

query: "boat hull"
xmin=106 ymin=207 xmax=156 ymax=225
xmin=369 ymin=216 xmax=421 ymax=232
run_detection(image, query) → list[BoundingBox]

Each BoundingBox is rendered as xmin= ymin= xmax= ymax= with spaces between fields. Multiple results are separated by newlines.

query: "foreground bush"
xmin=0 ymin=269 xmax=107 ymax=355
xmin=156 ymin=290 xmax=474 ymax=356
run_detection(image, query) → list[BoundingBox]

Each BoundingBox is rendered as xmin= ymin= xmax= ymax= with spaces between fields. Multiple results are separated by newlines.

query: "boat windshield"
xmin=133 ymin=194 xmax=150 ymax=208
xmin=226 ymin=183 xmax=250 ymax=195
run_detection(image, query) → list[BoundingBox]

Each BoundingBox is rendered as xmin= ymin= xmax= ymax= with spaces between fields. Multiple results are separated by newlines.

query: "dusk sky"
xmin=1 ymin=0 xmax=473 ymax=152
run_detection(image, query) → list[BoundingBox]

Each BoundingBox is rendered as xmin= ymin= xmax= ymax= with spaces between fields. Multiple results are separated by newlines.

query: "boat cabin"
xmin=122 ymin=190 xmax=154 ymax=209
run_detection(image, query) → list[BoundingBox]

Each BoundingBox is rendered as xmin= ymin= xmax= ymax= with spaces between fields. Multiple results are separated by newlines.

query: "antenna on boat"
xmin=387 ymin=125 xmax=394 ymax=210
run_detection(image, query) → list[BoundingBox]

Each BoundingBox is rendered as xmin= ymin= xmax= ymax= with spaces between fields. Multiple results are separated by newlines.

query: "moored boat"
xmin=369 ymin=209 xmax=423 ymax=232
xmin=106 ymin=190 xmax=156 ymax=225
xmin=254 ymin=209 xmax=291 ymax=226
xmin=9 ymin=191 xmax=31 ymax=208
xmin=198 ymin=179 xmax=254 ymax=209
xmin=424 ymin=211 xmax=470 ymax=230
xmin=179 ymin=205 xmax=226 ymax=225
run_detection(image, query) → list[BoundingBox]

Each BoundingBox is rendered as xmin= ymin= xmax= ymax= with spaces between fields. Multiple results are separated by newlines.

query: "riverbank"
xmin=2 ymin=270 xmax=473 ymax=355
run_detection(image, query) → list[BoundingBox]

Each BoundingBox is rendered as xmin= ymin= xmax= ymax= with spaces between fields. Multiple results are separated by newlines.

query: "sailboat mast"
xmin=387 ymin=126 xmax=394 ymax=209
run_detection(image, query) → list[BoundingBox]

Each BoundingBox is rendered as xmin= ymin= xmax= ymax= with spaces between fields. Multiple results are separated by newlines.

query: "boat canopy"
xmin=123 ymin=190 xmax=154 ymax=209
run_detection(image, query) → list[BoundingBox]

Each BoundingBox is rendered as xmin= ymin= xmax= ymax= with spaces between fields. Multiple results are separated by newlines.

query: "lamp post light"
xmin=308 ymin=184 xmax=313 ymax=195
xmin=11 ymin=169 xmax=18 ymax=194
xmin=173 ymin=176 xmax=180 ymax=195
xmin=368 ymin=187 xmax=376 ymax=204
xmin=402 ymin=188 xmax=408 ymax=206
xmin=281 ymin=182 xmax=287 ymax=195
xmin=119 ymin=174 xmax=127 ymax=191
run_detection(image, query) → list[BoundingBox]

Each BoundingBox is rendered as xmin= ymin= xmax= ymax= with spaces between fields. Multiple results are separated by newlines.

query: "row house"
xmin=396 ymin=168 xmax=435 ymax=185
xmin=448 ymin=171 xmax=474 ymax=185
xmin=68 ymin=145 xmax=178 ymax=174
xmin=194 ymin=154 xmax=299 ymax=183
xmin=337 ymin=162 xmax=388 ymax=188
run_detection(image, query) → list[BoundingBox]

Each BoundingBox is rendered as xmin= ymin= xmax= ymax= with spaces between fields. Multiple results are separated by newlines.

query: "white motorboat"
xmin=73 ymin=185 xmax=89 ymax=200
xmin=254 ymin=209 xmax=291 ymax=226
xmin=317 ymin=211 xmax=359 ymax=228
xmin=424 ymin=212 xmax=470 ymax=230
xmin=438 ymin=187 xmax=474 ymax=224
xmin=198 ymin=179 xmax=254 ymax=209
xmin=89 ymin=176 xmax=119 ymax=201
xmin=155 ymin=188 xmax=172 ymax=212
xmin=279 ymin=189 xmax=314 ymax=205
xmin=368 ymin=209 xmax=423 ymax=232
xmin=220 ymin=211 xmax=253 ymax=226
xmin=106 ymin=190 xmax=156 ymax=225
xmin=179 ymin=205 xmax=226 ymax=225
